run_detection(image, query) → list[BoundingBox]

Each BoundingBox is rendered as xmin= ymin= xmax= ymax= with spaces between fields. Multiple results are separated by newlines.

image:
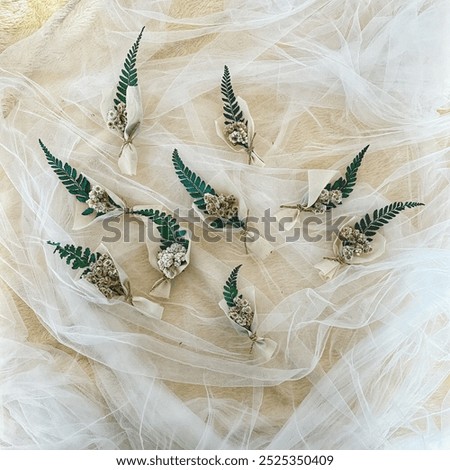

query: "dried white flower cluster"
xmin=87 ymin=185 xmax=116 ymax=214
xmin=225 ymin=122 xmax=249 ymax=147
xmin=228 ymin=296 xmax=254 ymax=331
xmin=83 ymin=254 xmax=125 ymax=299
xmin=338 ymin=226 xmax=373 ymax=262
xmin=157 ymin=243 xmax=188 ymax=279
xmin=311 ymin=189 xmax=343 ymax=214
xmin=204 ymin=193 xmax=239 ymax=220
xmin=107 ymin=103 xmax=127 ymax=132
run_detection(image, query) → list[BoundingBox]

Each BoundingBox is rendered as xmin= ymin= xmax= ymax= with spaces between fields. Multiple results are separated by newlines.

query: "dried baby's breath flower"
xmin=204 ymin=193 xmax=239 ymax=220
xmin=107 ymin=103 xmax=127 ymax=133
xmin=224 ymin=121 xmax=249 ymax=147
xmin=87 ymin=185 xmax=117 ymax=214
xmin=157 ymin=243 xmax=187 ymax=279
xmin=228 ymin=296 xmax=254 ymax=331
xmin=338 ymin=226 xmax=372 ymax=262
xmin=83 ymin=253 xmax=125 ymax=299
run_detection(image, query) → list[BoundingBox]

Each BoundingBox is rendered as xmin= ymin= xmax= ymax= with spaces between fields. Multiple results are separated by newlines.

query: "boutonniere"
xmin=281 ymin=145 xmax=369 ymax=216
xmin=218 ymin=265 xmax=276 ymax=358
xmin=41 ymin=140 xmax=121 ymax=217
xmin=103 ymin=27 xmax=145 ymax=175
xmin=172 ymin=149 xmax=272 ymax=259
xmin=315 ymin=201 xmax=424 ymax=280
xmin=48 ymin=241 xmax=130 ymax=300
xmin=47 ymin=241 xmax=163 ymax=317
xmin=41 ymin=140 xmax=153 ymax=229
xmin=215 ymin=66 xmax=264 ymax=166
xmin=130 ymin=208 xmax=191 ymax=298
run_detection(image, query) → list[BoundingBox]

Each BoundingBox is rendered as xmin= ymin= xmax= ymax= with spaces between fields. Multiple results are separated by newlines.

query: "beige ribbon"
xmin=245 ymin=132 xmax=265 ymax=166
xmin=122 ymin=279 xmax=134 ymax=306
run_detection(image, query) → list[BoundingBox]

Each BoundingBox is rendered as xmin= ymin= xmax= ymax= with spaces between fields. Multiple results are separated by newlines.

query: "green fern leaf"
xmin=113 ymin=27 xmax=145 ymax=107
xmin=223 ymin=264 xmax=242 ymax=308
xmin=82 ymin=208 xmax=95 ymax=216
xmin=208 ymin=216 xmax=245 ymax=230
xmin=47 ymin=241 xmax=99 ymax=272
xmin=339 ymin=145 xmax=369 ymax=198
xmin=325 ymin=145 xmax=369 ymax=207
xmin=131 ymin=209 xmax=189 ymax=251
xmin=40 ymin=139 xmax=91 ymax=203
xmin=172 ymin=149 xmax=215 ymax=211
xmin=354 ymin=201 xmax=424 ymax=241
xmin=221 ymin=65 xmax=246 ymax=126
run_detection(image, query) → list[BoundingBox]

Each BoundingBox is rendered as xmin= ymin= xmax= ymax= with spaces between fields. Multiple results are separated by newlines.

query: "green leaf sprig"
xmin=114 ymin=27 xmax=145 ymax=108
xmin=47 ymin=241 xmax=99 ymax=275
xmin=223 ymin=264 xmax=242 ymax=308
xmin=221 ymin=65 xmax=246 ymax=129
xmin=131 ymin=208 xmax=189 ymax=251
xmin=324 ymin=145 xmax=369 ymax=209
xmin=40 ymin=140 xmax=91 ymax=204
xmin=40 ymin=140 xmax=120 ymax=216
xmin=355 ymin=201 xmax=424 ymax=242
xmin=172 ymin=149 xmax=245 ymax=230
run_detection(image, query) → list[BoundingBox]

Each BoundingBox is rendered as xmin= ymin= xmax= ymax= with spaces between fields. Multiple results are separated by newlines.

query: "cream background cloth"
xmin=0 ymin=0 xmax=449 ymax=449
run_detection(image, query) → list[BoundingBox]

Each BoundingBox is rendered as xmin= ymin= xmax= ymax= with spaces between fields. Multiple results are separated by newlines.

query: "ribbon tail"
xmin=118 ymin=141 xmax=138 ymax=176
xmin=149 ymin=276 xmax=172 ymax=299
xmin=276 ymin=207 xmax=300 ymax=232
xmin=248 ymin=331 xmax=277 ymax=359
xmin=249 ymin=149 xmax=265 ymax=167
xmin=123 ymin=280 xmax=134 ymax=305
xmin=131 ymin=296 xmax=164 ymax=319
xmin=314 ymin=258 xmax=342 ymax=281
xmin=243 ymin=232 xmax=273 ymax=260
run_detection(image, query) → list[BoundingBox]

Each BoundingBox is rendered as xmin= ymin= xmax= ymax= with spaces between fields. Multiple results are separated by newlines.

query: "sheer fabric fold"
xmin=0 ymin=0 xmax=449 ymax=449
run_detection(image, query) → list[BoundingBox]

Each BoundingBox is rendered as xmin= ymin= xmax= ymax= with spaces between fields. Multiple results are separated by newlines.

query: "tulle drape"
xmin=0 ymin=0 xmax=449 ymax=449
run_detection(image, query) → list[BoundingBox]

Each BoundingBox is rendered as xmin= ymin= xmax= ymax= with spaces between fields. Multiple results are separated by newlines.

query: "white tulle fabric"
xmin=0 ymin=0 xmax=449 ymax=450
